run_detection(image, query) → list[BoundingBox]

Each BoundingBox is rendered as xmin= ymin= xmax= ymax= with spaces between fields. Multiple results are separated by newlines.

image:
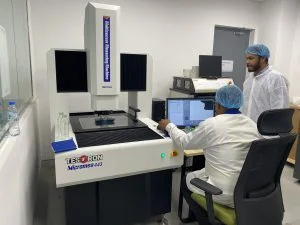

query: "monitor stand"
xmin=199 ymin=76 xmax=220 ymax=80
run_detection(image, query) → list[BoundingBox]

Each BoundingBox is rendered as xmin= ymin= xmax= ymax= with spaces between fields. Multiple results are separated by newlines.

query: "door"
xmin=213 ymin=26 xmax=251 ymax=90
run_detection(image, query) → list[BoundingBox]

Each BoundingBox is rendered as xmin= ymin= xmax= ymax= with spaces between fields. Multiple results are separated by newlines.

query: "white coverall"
xmin=166 ymin=114 xmax=261 ymax=208
xmin=241 ymin=66 xmax=289 ymax=123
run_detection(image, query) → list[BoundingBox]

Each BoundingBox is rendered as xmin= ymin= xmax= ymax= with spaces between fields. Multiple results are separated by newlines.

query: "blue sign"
xmin=103 ymin=16 xmax=111 ymax=83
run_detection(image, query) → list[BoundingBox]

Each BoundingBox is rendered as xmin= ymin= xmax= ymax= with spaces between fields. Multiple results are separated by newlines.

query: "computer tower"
xmin=152 ymin=98 xmax=165 ymax=122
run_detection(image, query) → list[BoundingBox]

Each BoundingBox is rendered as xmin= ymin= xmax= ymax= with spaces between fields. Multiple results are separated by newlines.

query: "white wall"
xmin=260 ymin=0 xmax=299 ymax=80
xmin=289 ymin=2 xmax=300 ymax=99
xmin=259 ymin=0 xmax=300 ymax=101
xmin=0 ymin=101 xmax=39 ymax=225
xmin=28 ymin=0 xmax=262 ymax=159
xmin=273 ymin=0 xmax=298 ymax=76
xmin=259 ymin=0 xmax=282 ymax=65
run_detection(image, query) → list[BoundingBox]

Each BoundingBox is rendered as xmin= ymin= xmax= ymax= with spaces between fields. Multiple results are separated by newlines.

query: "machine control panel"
xmin=160 ymin=150 xmax=179 ymax=159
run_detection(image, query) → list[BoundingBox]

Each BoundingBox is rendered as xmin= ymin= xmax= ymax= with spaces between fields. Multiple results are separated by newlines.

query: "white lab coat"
xmin=166 ymin=114 xmax=261 ymax=208
xmin=241 ymin=66 xmax=289 ymax=123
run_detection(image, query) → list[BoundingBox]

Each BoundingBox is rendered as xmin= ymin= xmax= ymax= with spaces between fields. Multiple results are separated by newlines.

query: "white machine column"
xmin=84 ymin=3 xmax=120 ymax=110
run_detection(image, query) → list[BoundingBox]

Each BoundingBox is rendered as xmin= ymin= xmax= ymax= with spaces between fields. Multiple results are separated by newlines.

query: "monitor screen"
xmin=166 ymin=98 xmax=214 ymax=128
xmin=199 ymin=55 xmax=222 ymax=78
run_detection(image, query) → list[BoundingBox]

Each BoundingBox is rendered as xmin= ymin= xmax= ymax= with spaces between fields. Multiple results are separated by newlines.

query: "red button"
xmin=171 ymin=151 xmax=178 ymax=157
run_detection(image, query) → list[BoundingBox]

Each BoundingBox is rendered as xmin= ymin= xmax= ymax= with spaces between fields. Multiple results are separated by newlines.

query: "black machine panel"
xmin=121 ymin=53 xmax=147 ymax=91
xmin=75 ymin=127 xmax=163 ymax=148
xmin=64 ymin=170 xmax=172 ymax=225
xmin=69 ymin=112 xmax=148 ymax=133
xmin=55 ymin=50 xmax=88 ymax=92
xmin=69 ymin=111 xmax=163 ymax=148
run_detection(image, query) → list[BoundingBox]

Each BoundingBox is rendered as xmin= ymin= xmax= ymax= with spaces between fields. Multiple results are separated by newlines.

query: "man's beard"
xmin=247 ymin=61 xmax=260 ymax=72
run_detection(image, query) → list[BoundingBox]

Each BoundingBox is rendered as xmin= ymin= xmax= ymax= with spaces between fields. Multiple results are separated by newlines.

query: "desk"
xmin=289 ymin=104 xmax=300 ymax=179
xmin=184 ymin=149 xmax=204 ymax=157
xmin=178 ymin=149 xmax=205 ymax=222
xmin=287 ymin=104 xmax=300 ymax=164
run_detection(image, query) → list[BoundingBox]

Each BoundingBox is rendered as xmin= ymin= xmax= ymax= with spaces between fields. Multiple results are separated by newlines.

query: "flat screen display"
xmin=199 ymin=55 xmax=222 ymax=78
xmin=166 ymin=98 xmax=214 ymax=128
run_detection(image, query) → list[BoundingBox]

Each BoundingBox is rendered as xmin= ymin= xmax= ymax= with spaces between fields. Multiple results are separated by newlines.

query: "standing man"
xmin=158 ymin=85 xmax=261 ymax=208
xmin=241 ymin=44 xmax=289 ymax=122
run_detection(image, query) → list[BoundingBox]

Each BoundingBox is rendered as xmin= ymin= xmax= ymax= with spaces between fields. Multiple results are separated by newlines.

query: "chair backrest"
xmin=257 ymin=108 xmax=294 ymax=136
xmin=234 ymin=109 xmax=297 ymax=225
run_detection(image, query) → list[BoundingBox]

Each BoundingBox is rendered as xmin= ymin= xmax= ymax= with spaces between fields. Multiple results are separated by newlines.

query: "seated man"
xmin=158 ymin=84 xmax=261 ymax=208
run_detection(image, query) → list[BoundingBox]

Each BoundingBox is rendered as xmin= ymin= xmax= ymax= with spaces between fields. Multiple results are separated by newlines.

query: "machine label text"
xmin=65 ymin=154 xmax=103 ymax=171
xmin=67 ymin=162 xmax=102 ymax=171
xmin=103 ymin=16 xmax=111 ymax=83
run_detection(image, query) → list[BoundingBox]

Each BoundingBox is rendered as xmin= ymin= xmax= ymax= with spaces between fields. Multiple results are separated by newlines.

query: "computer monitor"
xmin=199 ymin=55 xmax=222 ymax=78
xmin=166 ymin=98 xmax=214 ymax=128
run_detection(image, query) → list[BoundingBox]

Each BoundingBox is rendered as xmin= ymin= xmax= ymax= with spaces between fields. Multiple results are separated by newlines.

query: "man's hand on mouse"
xmin=158 ymin=119 xmax=171 ymax=131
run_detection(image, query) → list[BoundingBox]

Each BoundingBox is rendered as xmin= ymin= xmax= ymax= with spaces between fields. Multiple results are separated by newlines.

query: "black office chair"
xmin=182 ymin=108 xmax=297 ymax=225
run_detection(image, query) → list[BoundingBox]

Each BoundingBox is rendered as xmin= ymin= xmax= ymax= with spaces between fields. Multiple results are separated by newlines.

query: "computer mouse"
xmin=163 ymin=130 xmax=170 ymax=137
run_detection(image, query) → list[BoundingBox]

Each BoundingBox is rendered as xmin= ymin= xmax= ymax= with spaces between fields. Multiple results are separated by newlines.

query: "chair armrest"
xmin=190 ymin=178 xmax=223 ymax=195
xmin=190 ymin=178 xmax=223 ymax=225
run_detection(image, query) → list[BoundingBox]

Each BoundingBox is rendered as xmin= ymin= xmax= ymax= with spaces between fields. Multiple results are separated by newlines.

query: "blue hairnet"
xmin=215 ymin=84 xmax=243 ymax=109
xmin=245 ymin=44 xmax=270 ymax=58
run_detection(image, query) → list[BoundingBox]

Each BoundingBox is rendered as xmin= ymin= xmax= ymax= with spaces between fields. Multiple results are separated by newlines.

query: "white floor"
xmin=280 ymin=164 xmax=300 ymax=225
xmin=33 ymin=161 xmax=300 ymax=225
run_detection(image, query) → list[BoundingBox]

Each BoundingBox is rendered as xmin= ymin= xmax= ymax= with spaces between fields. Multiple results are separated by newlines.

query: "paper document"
xmin=222 ymin=60 xmax=234 ymax=72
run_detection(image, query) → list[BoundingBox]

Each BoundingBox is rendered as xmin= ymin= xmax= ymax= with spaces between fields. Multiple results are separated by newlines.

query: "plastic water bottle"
xmin=0 ymin=102 xmax=5 ymax=138
xmin=8 ymin=101 xmax=20 ymax=136
xmin=56 ymin=112 xmax=64 ymax=139
xmin=61 ymin=115 xmax=69 ymax=139
xmin=0 ymin=102 xmax=4 ymax=128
